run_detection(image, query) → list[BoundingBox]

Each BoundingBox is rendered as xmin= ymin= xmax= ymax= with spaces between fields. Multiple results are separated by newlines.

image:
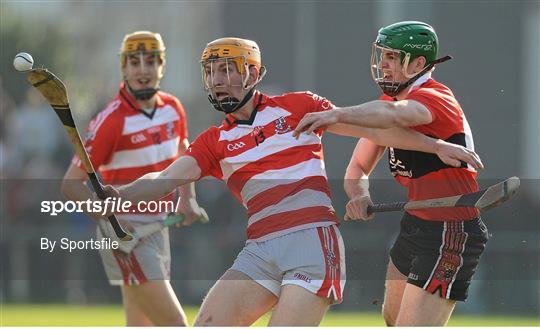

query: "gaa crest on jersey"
xmin=226 ymin=141 xmax=246 ymax=151
xmin=273 ymin=116 xmax=292 ymax=134
xmin=131 ymin=133 xmax=147 ymax=144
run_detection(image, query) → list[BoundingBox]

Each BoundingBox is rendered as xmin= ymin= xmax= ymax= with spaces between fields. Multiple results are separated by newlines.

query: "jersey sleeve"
xmin=307 ymin=92 xmax=336 ymax=135
xmin=407 ymin=88 xmax=462 ymax=139
xmin=406 ymin=89 xmax=439 ymax=124
xmin=71 ymin=107 xmax=121 ymax=170
xmin=309 ymin=92 xmax=335 ymax=113
xmin=185 ymin=127 xmax=223 ymax=179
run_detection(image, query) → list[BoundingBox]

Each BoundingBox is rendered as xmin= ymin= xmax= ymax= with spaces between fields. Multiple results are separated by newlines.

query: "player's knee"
xmin=193 ymin=311 xmax=220 ymax=326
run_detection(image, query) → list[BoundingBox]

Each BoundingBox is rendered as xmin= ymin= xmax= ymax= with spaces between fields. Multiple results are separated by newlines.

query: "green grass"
xmin=1 ymin=304 xmax=538 ymax=326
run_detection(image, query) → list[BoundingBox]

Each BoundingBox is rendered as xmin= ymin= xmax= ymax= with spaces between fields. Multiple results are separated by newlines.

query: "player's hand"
xmin=176 ymin=197 xmax=202 ymax=227
xmin=91 ymin=185 xmax=121 ymax=219
xmin=435 ymin=140 xmax=484 ymax=170
xmin=293 ymin=111 xmax=339 ymax=139
xmin=102 ymin=185 xmax=121 ymax=199
xmin=344 ymin=195 xmax=375 ymax=221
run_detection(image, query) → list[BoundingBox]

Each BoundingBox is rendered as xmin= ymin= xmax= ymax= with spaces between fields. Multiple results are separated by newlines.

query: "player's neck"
xmin=395 ymin=90 xmax=408 ymax=100
xmin=395 ymin=84 xmax=414 ymax=100
xmin=136 ymin=97 xmax=156 ymax=110
xmin=230 ymin=94 xmax=256 ymax=121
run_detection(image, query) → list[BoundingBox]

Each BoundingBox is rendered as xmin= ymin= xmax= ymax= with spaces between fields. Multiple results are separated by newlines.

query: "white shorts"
xmin=231 ymin=225 xmax=346 ymax=304
xmin=96 ymin=221 xmax=171 ymax=286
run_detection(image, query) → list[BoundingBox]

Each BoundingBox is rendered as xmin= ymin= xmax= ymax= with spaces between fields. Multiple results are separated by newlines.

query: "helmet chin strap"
xmin=208 ymin=66 xmax=267 ymax=114
xmin=208 ymin=87 xmax=255 ymax=114
xmin=125 ymin=80 xmax=159 ymax=101
xmin=380 ymin=55 xmax=452 ymax=97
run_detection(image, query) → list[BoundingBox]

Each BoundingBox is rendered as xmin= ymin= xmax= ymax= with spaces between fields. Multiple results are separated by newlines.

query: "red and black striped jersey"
xmin=381 ymin=76 xmax=480 ymax=221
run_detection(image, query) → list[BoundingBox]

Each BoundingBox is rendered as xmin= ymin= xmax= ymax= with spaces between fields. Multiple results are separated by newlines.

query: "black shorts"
xmin=389 ymin=212 xmax=489 ymax=301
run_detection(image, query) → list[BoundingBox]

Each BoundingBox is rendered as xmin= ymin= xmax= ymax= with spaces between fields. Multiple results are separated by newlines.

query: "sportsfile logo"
xmin=41 ymin=197 xmax=180 ymax=217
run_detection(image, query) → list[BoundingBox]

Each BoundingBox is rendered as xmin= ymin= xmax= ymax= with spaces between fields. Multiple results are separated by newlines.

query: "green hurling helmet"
xmin=376 ymin=21 xmax=438 ymax=65
xmin=371 ymin=21 xmax=449 ymax=97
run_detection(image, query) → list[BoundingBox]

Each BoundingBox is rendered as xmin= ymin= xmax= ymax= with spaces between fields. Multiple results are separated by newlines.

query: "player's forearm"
xmin=344 ymin=173 xmax=370 ymax=199
xmin=179 ymin=182 xmax=196 ymax=201
xmin=61 ymin=179 xmax=93 ymax=203
xmin=370 ymin=127 xmax=442 ymax=153
xmin=119 ymin=156 xmax=201 ymax=202
xmin=61 ymin=165 xmax=94 ymax=202
xmin=334 ymin=101 xmax=400 ymax=129
xmin=61 ymin=167 xmax=105 ymax=220
xmin=177 ymin=141 xmax=198 ymax=201
xmin=344 ymin=157 xmax=371 ymax=198
xmin=118 ymin=172 xmax=178 ymax=202
xmin=327 ymin=123 xmax=430 ymax=151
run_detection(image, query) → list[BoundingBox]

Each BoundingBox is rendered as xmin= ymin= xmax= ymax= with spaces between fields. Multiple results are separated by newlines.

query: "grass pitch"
xmin=1 ymin=304 xmax=538 ymax=326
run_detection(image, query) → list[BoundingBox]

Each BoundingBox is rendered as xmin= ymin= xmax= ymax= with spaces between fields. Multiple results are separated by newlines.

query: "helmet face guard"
xmin=371 ymin=43 xmax=451 ymax=97
xmin=370 ymin=44 xmax=411 ymax=97
xmin=200 ymin=37 xmax=266 ymax=114
xmin=123 ymin=51 xmax=164 ymax=100
xmin=202 ymin=56 xmax=251 ymax=91
xmin=120 ymin=31 xmax=166 ymax=101
xmin=201 ymin=57 xmax=258 ymax=113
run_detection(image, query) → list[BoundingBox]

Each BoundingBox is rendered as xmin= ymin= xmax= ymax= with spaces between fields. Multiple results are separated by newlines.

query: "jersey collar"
xmin=223 ymin=91 xmax=267 ymax=127
xmin=118 ymin=82 xmax=164 ymax=115
xmin=406 ymin=71 xmax=432 ymax=95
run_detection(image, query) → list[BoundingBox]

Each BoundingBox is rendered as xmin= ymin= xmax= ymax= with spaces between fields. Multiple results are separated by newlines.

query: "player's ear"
xmin=158 ymin=58 xmax=166 ymax=79
xmin=247 ymin=65 xmax=259 ymax=86
xmin=121 ymin=59 xmax=132 ymax=81
xmin=415 ymin=56 xmax=427 ymax=73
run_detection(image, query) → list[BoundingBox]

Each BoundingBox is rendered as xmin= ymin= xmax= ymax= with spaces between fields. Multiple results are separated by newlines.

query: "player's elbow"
xmin=390 ymin=106 xmax=415 ymax=127
xmin=378 ymin=102 xmax=406 ymax=128
xmin=393 ymin=113 xmax=412 ymax=127
xmin=392 ymin=100 xmax=432 ymax=127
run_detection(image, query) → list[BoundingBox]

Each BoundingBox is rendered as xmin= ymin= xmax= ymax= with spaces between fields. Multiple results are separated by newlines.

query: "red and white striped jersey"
xmin=186 ymin=91 xmax=339 ymax=241
xmin=381 ymin=76 xmax=479 ymax=221
xmin=73 ymin=83 xmax=188 ymax=221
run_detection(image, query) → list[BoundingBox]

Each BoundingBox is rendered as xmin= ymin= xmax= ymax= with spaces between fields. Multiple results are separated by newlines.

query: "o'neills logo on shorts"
xmin=408 ymin=273 xmax=419 ymax=281
xmin=294 ymin=272 xmax=312 ymax=283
